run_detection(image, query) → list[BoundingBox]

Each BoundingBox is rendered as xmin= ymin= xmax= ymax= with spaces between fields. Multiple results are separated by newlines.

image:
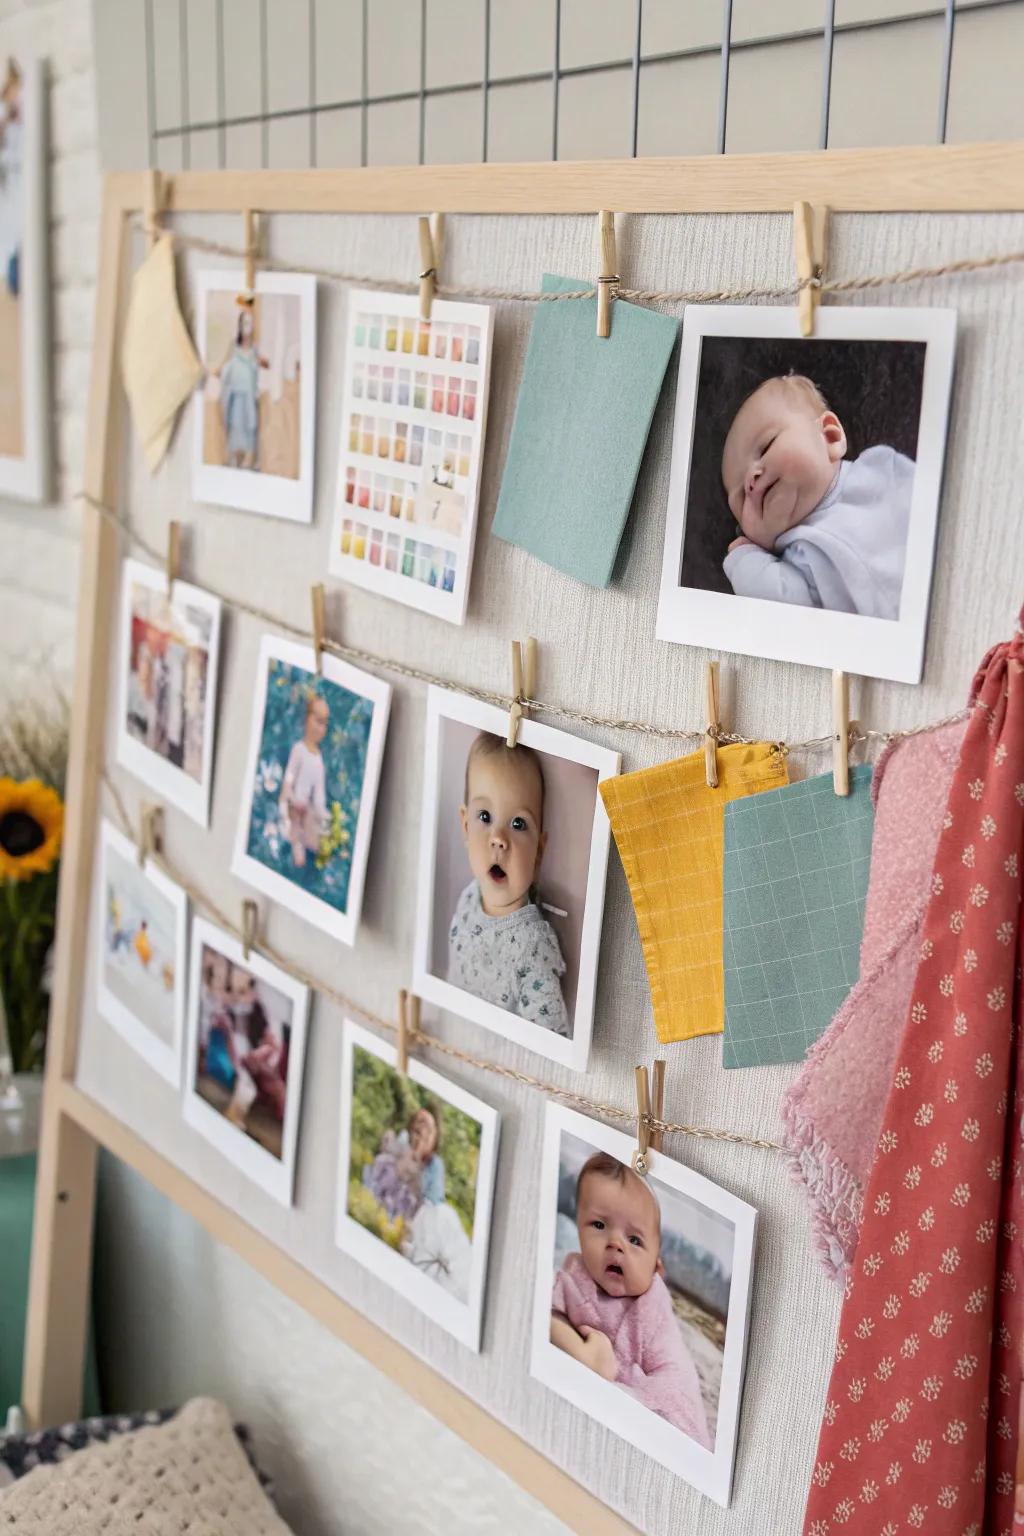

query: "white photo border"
xmin=191 ymin=270 xmax=317 ymax=523
xmin=335 ymin=1018 xmax=500 ymax=1352
xmin=96 ymin=819 xmax=189 ymax=1088
xmin=328 ymin=290 xmax=495 ymax=626
xmin=115 ymin=557 xmax=223 ymax=828
xmin=530 ymin=1103 xmax=757 ymax=1508
xmin=656 ymin=304 xmax=957 ymax=684
xmin=184 ymin=914 xmax=309 ymax=1206
xmin=413 ymin=685 xmax=620 ymax=1073
xmin=231 ymin=633 xmax=392 ymax=947
xmin=0 ymin=56 xmax=49 ymax=503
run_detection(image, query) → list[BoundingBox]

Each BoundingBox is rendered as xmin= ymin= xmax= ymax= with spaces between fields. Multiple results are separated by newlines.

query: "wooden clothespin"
xmin=832 ymin=669 xmax=850 ymax=797
xmin=241 ymin=899 xmax=259 ymax=962
xmin=704 ymin=660 xmax=720 ymax=790
xmin=596 ymin=209 xmax=618 ymax=339
xmin=166 ymin=520 xmax=181 ymax=596
xmin=632 ymin=1065 xmax=652 ymax=1177
xmin=793 ymin=199 xmax=829 ymax=338
xmin=311 ymin=584 xmax=326 ymax=675
xmin=136 ymin=803 xmax=163 ymax=869
xmin=397 ymin=988 xmax=421 ymax=1077
xmin=417 ymin=213 xmax=445 ymax=322
xmin=649 ymin=1059 xmax=666 ymax=1152
xmin=506 ymin=637 xmax=538 ymax=748
xmin=144 ymin=169 xmax=163 ymax=254
xmin=242 ymin=209 xmax=259 ymax=298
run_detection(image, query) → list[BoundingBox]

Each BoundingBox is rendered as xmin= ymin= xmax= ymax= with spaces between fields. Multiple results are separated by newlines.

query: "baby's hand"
xmin=578 ymin=1325 xmax=618 ymax=1382
xmin=727 ymin=535 xmax=753 ymax=553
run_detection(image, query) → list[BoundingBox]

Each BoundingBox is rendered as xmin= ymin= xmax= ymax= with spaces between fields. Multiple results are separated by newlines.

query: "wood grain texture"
xmin=59 ymin=1081 xmax=636 ymax=1536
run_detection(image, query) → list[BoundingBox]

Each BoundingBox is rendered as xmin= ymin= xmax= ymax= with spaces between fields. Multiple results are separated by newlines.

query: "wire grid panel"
xmin=141 ymin=0 xmax=1021 ymax=171
xmin=721 ymin=763 xmax=875 ymax=1069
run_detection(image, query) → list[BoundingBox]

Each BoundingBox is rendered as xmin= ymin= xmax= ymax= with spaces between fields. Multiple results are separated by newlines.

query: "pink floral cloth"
xmin=803 ymin=623 xmax=1024 ymax=1535
xmin=783 ymin=720 xmax=966 ymax=1281
xmin=552 ymin=1251 xmax=711 ymax=1447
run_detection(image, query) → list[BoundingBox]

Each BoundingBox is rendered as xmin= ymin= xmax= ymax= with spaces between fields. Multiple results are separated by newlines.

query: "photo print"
xmin=96 ymin=819 xmax=188 ymax=1086
xmin=115 ymin=557 xmax=222 ymax=826
xmin=233 ymin=634 xmax=391 ymax=947
xmin=192 ymin=270 xmax=317 ymax=522
xmin=0 ymin=54 xmax=47 ymax=502
xmin=184 ymin=915 xmax=309 ymax=1206
xmin=335 ymin=1018 xmax=500 ymax=1350
xmin=531 ymin=1103 xmax=757 ymax=1507
xmin=329 ymin=290 xmax=494 ymax=624
xmin=657 ymin=305 xmax=957 ymax=683
xmin=413 ymin=686 xmax=620 ymax=1073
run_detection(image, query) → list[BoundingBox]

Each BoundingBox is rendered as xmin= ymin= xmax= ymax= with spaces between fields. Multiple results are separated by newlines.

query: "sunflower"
xmin=0 ymin=777 xmax=64 ymax=882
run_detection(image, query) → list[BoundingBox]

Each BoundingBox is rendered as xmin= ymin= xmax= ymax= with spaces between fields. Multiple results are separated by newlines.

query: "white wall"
xmin=0 ymin=0 xmax=98 ymax=703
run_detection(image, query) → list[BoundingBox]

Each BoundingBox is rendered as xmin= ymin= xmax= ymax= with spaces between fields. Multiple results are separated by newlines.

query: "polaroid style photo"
xmin=115 ymin=558 xmax=222 ymax=827
xmin=96 ymin=819 xmax=188 ymax=1086
xmin=531 ymin=1103 xmax=757 ymax=1507
xmin=0 ymin=55 xmax=48 ymax=503
xmin=232 ymin=634 xmax=391 ymax=947
xmin=328 ymin=290 xmax=495 ymax=625
xmin=192 ymin=270 xmax=317 ymax=522
xmin=184 ymin=915 xmax=309 ymax=1206
xmin=413 ymin=685 xmax=620 ymax=1073
xmin=336 ymin=1018 xmax=500 ymax=1351
xmin=656 ymin=305 xmax=957 ymax=683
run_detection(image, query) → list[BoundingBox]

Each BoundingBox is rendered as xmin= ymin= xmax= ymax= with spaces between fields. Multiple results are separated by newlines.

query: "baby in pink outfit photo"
xmin=550 ymin=1150 xmax=713 ymax=1449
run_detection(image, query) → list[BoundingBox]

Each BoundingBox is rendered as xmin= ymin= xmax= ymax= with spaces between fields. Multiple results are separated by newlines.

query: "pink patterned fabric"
xmin=803 ymin=624 xmax=1024 ymax=1535
xmin=783 ymin=720 xmax=966 ymax=1281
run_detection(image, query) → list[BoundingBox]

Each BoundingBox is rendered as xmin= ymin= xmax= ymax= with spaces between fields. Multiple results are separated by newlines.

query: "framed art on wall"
xmin=0 ymin=55 xmax=48 ymax=503
xmin=232 ymin=634 xmax=392 ymax=947
xmin=115 ymin=558 xmax=223 ymax=828
xmin=336 ymin=1018 xmax=500 ymax=1352
xmin=413 ymin=685 xmax=620 ymax=1073
xmin=329 ymin=290 xmax=494 ymax=625
xmin=192 ymin=270 xmax=317 ymax=522
xmin=656 ymin=304 xmax=957 ymax=683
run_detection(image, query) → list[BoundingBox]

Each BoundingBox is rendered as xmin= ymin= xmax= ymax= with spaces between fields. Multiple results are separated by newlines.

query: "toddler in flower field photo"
xmin=448 ymin=731 xmax=569 ymax=1036
xmin=720 ymin=372 xmax=914 ymax=620
xmin=550 ymin=1151 xmax=712 ymax=1448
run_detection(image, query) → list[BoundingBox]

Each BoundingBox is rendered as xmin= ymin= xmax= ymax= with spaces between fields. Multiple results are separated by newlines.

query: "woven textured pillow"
xmin=0 ymin=1397 xmax=292 ymax=1534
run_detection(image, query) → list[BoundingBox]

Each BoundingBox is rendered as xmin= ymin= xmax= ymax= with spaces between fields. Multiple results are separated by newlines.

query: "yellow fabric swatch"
xmin=600 ymin=742 xmax=789 ymax=1044
xmin=121 ymin=234 xmax=204 ymax=473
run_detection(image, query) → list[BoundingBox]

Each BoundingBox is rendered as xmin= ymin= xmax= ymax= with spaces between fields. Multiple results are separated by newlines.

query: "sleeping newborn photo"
xmin=657 ymin=304 xmax=956 ymax=683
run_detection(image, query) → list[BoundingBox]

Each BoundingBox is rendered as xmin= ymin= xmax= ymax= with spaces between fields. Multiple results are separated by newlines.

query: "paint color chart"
xmin=330 ymin=290 xmax=494 ymax=623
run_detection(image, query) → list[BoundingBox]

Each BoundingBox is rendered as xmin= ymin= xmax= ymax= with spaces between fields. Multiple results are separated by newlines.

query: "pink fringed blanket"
xmin=782 ymin=718 xmax=966 ymax=1280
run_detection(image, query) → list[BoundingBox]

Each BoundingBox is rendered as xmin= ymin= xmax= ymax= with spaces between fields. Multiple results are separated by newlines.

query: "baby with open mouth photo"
xmin=447 ymin=730 xmax=570 ymax=1036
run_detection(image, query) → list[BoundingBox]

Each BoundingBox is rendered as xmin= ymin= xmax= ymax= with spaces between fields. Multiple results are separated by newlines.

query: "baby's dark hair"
xmin=463 ymin=731 xmax=545 ymax=823
xmin=576 ymin=1151 xmax=662 ymax=1238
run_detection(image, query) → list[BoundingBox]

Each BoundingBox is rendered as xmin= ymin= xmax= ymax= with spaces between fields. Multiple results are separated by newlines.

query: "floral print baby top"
xmin=447 ymin=879 xmax=570 ymax=1036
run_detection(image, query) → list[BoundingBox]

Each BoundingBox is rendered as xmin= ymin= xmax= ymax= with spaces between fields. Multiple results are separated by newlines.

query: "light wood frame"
xmin=24 ymin=143 xmax=1024 ymax=1536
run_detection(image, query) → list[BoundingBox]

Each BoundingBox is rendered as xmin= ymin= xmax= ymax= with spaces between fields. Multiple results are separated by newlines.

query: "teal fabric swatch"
xmin=722 ymin=764 xmax=875 ymax=1069
xmin=491 ymin=274 xmax=679 ymax=587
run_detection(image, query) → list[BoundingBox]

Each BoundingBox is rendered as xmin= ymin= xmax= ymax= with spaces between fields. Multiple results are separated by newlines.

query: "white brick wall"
xmin=0 ymin=0 xmax=99 ymax=703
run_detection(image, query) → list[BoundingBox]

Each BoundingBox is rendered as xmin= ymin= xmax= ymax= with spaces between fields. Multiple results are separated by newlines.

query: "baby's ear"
xmin=820 ymin=410 xmax=847 ymax=462
xmin=656 ymin=1257 xmax=665 ymax=1277
xmin=458 ymin=803 xmax=469 ymax=843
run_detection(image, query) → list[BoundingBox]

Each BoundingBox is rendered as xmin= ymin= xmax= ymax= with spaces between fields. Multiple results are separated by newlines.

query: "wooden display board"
xmin=23 ymin=143 xmax=1024 ymax=1536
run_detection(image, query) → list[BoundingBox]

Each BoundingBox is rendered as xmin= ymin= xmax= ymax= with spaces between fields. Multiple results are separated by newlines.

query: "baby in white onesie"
xmin=720 ymin=373 xmax=913 ymax=619
xmin=448 ymin=732 xmax=570 ymax=1037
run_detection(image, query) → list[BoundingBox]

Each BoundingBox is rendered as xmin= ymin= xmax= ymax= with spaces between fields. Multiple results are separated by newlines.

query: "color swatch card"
xmin=722 ymin=764 xmax=875 ymax=1069
xmin=492 ymin=275 xmax=679 ymax=587
xmin=330 ymin=291 xmax=494 ymax=624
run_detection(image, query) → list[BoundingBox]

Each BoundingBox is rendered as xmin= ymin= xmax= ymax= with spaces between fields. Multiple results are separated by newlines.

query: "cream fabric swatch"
xmin=121 ymin=234 xmax=204 ymax=473
xmin=0 ymin=1397 xmax=292 ymax=1534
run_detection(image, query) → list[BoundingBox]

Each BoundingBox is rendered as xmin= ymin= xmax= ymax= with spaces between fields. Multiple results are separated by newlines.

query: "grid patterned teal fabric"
xmin=722 ymin=764 xmax=875 ymax=1069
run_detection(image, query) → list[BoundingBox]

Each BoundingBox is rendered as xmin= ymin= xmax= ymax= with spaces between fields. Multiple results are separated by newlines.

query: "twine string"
xmin=81 ymin=492 xmax=970 ymax=756
xmin=137 ymin=215 xmax=1024 ymax=309
xmin=101 ymin=769 xmax=781 ymax=1153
